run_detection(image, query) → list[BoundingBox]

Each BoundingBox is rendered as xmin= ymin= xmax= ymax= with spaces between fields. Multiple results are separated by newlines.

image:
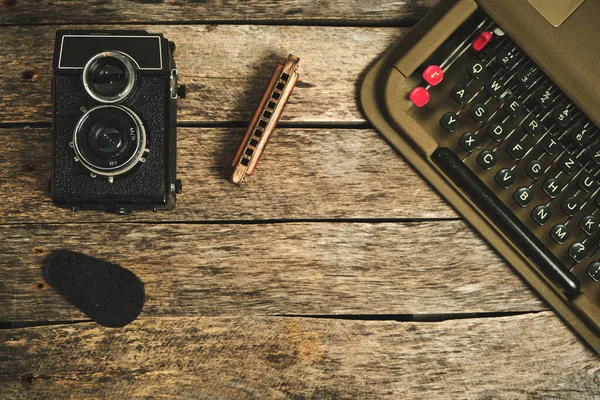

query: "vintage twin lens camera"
xmin=51 ymin=30 xmax=183 ymax=213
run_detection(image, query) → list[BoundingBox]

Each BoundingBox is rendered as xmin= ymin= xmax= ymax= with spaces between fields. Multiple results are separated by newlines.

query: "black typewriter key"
xmin=503 ymin=97 xmax=523 ymax=117
xmin=450 ymin=84 xmax=471 ymax=104
xmin=477 ymin=149 xmax=496 ymax=169
xmin=571 ymin=126 xmax=592 ymax=147
xmin=541 ymin=135 xmax=563 ymax=155
xmin=498 ymin=47 xmax=519 ymax=70
xmin=580 ymin=216 xmax=598 ymax=235
xmin=561 ymin=196 xmax=580 ymax=216
xmin=531 ymin=205 xmax=551 ymax=225
xmin=542 ymin=178 xmax=563 ymax=198
xmin=484 ymin=79 xmax=505 ymax=98
xmin=469 ymin=103 xmax=489 ymax=124
xmin=516 ymin=66 xmax=536 ymax=89
xmin=534 ymin=87 xmax=555 ymax=109
xmin=589 ymin=144 xmax=600 ymax=165
xmin=522 ymin=115 xmax=544 ymax=136
xmin=550 ymin=224 xmax=570 ymax=244
xmin=578 ymin=173 xmax=598 ymax=193
xmin=459 ymin=132 xmax=478 ymax=153
xmin=588 ymin=262 xmax=600 ymax=281
xmin=467 ymin=60 xmax=486 ymax=79
xmin=488 ymin=122 xmax=507 ymax=141
xmin=568 ymin=243 xmax=587 ymax=263
xmin=507 ymin=140 xmax=526 ymax=160
xmin=495 ymin=168 xmax=515 ymax=189
xmin=552 ymin=106 xmax=572 ymax=127
xmin=514 ymin=187 xmax=533 ymax=207
xmin=440 ymin=112 xmax=459 ymax=132
xmin=526 ymin=160 xmax=544 ymax=180
xmin=558 ymin=155 xmax=581 ymax=174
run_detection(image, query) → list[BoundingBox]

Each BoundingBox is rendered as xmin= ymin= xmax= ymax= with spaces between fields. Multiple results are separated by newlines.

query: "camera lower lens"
xmin=73 ymin=105 xmax=146 ymax=177
xmin=88 ymin=119 xmax=127 ymax=158
xmin=83 ymin=52 xmax=136 ymax=103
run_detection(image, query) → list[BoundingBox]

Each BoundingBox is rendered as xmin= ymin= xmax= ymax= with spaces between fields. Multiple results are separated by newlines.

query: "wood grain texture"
xmin=1 ymin=314 xmax=597 ymax=399
xmin=0 ymin=127 xmax=456 ymax=223
xmin=0 ymin=25 xmax=402 ymax=124
xmin=0 ymin=221 xmax=545 ymax=321
xmin=0 ymin=0 xmax=439 ymax=25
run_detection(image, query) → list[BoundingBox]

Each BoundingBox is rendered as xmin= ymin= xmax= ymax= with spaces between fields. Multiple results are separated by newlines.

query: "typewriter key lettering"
xmin=561 ymin=196 xmax=580 ymax=216
xmin=550 ymin=224 xmax=570 ymax=244
xmin=568 ymin=243 xmax=587 ymax=263
xmin=580 ymin=216 xmax=598 ymax=235
xmin=526 ymin=160 xmax=544 ymax=179
xmin=514 ymin=187 xmax=533 ymax=207
xmin=531 ymin=205 xmax=551 ymax=225
xmin=495 ymin=168 xmax=515 ymax=189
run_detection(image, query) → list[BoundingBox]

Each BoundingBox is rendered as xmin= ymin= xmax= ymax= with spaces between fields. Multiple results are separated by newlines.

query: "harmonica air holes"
xmin=276 ymin=82 xmax=285 ymax=91
xmin=258 ymin=120 xmax=267 ymax=128
xmin=268 ymin=101 xmax=276 ymax=109
xmin=250 ymin=139 xmax=258 ymax=147
xmin=272 ymin=92 xmax=281 ymax=100
xmin=264 ymin=110 xmax=273 ymax=118
xmin=281 ymin=73 xmax=290 ymax=81
xmin=241 ymin=158 xmax=250 ymax=166
xmin=245 ymin=148 xmax=254 ymax=157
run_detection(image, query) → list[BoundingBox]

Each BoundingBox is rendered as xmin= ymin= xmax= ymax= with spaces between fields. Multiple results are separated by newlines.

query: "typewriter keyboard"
xmin=407 ymin=13 xmax=600 ymax=297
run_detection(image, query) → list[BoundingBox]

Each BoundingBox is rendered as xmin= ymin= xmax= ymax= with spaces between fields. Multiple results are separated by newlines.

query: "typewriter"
xmin=361 ymin=0 xmax=600 ymax=353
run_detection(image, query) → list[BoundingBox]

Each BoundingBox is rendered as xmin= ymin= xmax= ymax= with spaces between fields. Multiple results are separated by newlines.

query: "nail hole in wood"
xmin=33 ymin=247 xmax=45 ymax=254
xmin=23 ymin=163 xmax=36 ymax=172
xmin=22 ymin=70 xmax=38 ymax=81
xmin=20 ymin=373 xmax=34 ymax=385
xmin=34 ymin=282 xmax=45 ymax=290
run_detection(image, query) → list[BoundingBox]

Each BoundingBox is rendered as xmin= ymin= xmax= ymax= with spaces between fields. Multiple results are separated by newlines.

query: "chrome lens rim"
xmin=82 ymin=51 xmax=136 ymax=104
xmin=73 ymin=105 xmax=146 ymax=177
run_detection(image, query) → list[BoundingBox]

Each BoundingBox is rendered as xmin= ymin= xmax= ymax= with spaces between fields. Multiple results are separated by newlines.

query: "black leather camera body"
xmin=51 ymin=30 xmax=183 ymax=213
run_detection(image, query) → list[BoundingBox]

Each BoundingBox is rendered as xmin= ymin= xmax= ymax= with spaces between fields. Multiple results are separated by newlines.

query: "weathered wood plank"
xmin=1 ymin=127 xmax=455 ymax=223
xmin=0 ymin=221 xmax=544 ymax=321
xmin=1 ymin=314 xmax=597 ymax=399
xmin=0 ymin=0 xmax=439 ymax=25
xmin=0 ymin=25 xmax=401 ymax=124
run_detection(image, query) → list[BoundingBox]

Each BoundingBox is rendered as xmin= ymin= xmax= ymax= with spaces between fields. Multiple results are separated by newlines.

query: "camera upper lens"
xmin=73 ymin=105 xmax=146 ymax=177
xmin=83 ymin=52 xmax=136 ymax=103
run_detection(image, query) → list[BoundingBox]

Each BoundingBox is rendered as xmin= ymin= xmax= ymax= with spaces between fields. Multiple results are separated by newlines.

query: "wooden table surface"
xmin=1 ymin=1 xmax=598 ymax=398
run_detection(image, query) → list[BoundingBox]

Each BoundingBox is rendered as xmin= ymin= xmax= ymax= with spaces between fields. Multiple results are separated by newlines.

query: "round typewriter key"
xmin=409 ymin=86 xmax=430 ymax=107
xmin=542 ymin=178 xmax=563 ymax=198
xmin=588 ymin=262 xmax=600 ymax=282
xmin=578 ymin=173 xmax=598 ymax=193
xmin=526 ymin=160 xmax=544 ymax=180
xmin=514 ymin=187 xmax=533 ymax=207
xmin=469 ymin=103 xmax=489 ymax=124
xmin=488 ymin=122 xmax=507 ymax=141
xmin=450 ymin=84 xmax=471 ymax=104
xmin=495 ymin=168 xmax=515 ymax=189
xmin=477 ymin=149 xmax=496 ymax=169
xmin=522 ymin=115 xmax=544 ymax=136
xmin=580 ymin=216 xmax=598 ymax=235
xmin=503 ymin=97 xmax=523 ymax=117
xmin=422 ymin=65 xmax=444 ymax=86
xmin=550 ymin=224 xmax=570 ymax=244
xmin=484 ymin=78 xmax=504 ymax=98
xmin=507 ymin=140 xmax=526 ymax=160
xmin=459 ymin=132 xmax=478 ymax=153
xmin=531 ymin=205 xmax=551 ymax=225
xmin=561 ymin=196 xmax=580 ymax=216
xmin=440 ymin=112 xmax=459 ymax=132
xmin=467 ymin=60 xmax=486 ymax=79
xmin=568 ymin=243 xmax=587 ymax=263
xmin=589 ymin=144 xmax=600 ymax=165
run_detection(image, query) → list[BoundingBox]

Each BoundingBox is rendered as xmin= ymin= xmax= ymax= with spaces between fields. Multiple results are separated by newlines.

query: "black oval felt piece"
xmin=46 ymin=250 xmax=145 ymax=327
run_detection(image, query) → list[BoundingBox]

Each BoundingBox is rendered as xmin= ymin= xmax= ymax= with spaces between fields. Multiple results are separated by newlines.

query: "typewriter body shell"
xmin=361 ymin=0 xmax=600 ymax=352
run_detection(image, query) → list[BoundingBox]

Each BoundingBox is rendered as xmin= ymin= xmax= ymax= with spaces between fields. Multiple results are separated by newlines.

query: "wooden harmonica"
xmin=230 ymin=54 xmax=300 ymax=185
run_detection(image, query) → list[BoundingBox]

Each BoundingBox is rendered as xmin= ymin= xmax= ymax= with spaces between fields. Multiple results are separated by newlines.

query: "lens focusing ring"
xmin=73 ymin=105 xmax=146 ymax=177
xmin=83 ymin=51 xmax=136 ymax=103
